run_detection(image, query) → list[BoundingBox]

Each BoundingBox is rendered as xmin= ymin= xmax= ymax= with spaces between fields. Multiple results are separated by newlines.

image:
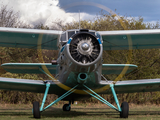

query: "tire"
xmin=33 ymin=101 xmax=40 ymax=118
xmin=63 ymin=104 xmax=71 ymax=111
xmin=120 ymin=102 xmax=129 ymax=118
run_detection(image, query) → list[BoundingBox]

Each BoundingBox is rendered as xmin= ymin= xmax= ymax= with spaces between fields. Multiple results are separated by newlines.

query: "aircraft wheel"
xmin=63 ymin=104 xmax=71 ymax=111
xmin=120 ymin=102 xmax=129 ymax=118
xmin=33 ymin=101 xmax=41 ymax=118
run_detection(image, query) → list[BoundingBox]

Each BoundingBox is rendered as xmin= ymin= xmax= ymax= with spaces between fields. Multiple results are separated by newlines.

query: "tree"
xmin=0 ymin=5 xmax=19 ymax=27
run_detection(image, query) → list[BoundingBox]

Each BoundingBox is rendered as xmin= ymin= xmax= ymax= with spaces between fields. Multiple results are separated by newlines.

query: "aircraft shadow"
xmin=0 ymin=108 xmax=31 ymax=110
xmin=39 ymin=107 xmax=160 ymax=118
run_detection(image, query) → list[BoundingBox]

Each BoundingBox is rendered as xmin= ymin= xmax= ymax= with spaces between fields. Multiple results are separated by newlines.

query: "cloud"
xmin=0 ymin=0 xmax=76 ymax=27
xmin=1 ymin=0 xmax=159 ymax=28
xmin=71 ymin=12 xmax=95 ymax=21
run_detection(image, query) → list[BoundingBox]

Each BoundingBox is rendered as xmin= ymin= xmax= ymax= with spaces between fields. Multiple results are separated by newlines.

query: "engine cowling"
xmin=66 ymin=32 xmax=103 ymax=66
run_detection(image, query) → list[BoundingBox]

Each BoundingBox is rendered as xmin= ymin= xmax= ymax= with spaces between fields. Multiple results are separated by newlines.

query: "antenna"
xmin=79 ymin=10 xmax=81 ymax=30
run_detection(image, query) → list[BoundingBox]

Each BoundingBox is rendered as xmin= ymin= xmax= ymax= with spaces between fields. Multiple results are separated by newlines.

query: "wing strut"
xmin=39 ymin=67 xmax=56 ymax=81
xmin=42 ymin=84 xmax=78 ymax=112
xmin=40 ymin=82 xmax=51 ymax=111
xmin=110 ymin=84 xmax=121 ymax=111
xmin=83 ymin=84 xmax=128 ymax=118
xmin=83 ymin=84 xmax=121 ymax=111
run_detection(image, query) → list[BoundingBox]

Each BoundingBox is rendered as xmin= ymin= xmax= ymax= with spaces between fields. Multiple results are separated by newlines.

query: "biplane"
xmin=0 ymin=27 xmax=160 ymax=118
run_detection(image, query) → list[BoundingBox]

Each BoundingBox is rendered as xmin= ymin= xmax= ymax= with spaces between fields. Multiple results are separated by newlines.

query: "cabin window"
xmin=89 ymin=32 xmax=95 ymax=35
xmin=68 ymin=31 xmax=75 ymax=39
xmin=60 ymin=32 xmax=66 ymax=42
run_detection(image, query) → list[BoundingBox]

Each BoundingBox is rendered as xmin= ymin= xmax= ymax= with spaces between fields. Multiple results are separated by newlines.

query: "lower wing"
xmin=0 ymin=77 xmax=160 ymax=94
xmin=100 ymin=79 xmax=160 ymax=94
xmin=0 ymin=77 xmax=60 ymax=94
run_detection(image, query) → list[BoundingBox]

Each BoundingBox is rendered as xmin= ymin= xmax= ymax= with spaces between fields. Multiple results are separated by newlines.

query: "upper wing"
xmin=98 ymin=29 xmax=160 ymax=50
xmin=0 ymin=27 xmax=62 ymax=50
xmin=100 ymin=79 xmax=160 ymax=94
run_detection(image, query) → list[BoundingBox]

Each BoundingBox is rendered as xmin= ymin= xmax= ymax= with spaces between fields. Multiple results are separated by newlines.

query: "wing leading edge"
xmin=1 ymin=63 xmax=57 ymax=74
xmin=0 ymin=27 xmax=62 ymax=50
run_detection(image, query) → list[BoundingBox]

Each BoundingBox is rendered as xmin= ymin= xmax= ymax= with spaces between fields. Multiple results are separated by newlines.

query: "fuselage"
xmin=54 ymin=29 xmax=104 ymax=100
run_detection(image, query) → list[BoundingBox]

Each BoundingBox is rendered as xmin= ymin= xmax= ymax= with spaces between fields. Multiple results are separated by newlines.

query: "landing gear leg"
xmin=120 ymin=102 xmax=129 ymax=118
xmin=83 ymin=84 xmax=129 ymax=118
xmin=39 ymin=84 xmax=78 ymax=113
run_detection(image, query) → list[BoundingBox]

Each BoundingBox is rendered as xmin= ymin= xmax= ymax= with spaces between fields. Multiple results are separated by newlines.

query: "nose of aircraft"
xmin=81 ymin=43 xmax=90 ymax=50
xmin=67 ymin=32 xmax=102 ymax=66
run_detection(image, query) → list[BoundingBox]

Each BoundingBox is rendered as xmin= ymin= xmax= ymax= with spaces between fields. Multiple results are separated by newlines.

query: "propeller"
xmin=69 ymin=33 xmax=100 ymax=64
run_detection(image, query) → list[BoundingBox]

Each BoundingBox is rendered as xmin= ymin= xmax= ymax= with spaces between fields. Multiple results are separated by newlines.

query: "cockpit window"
xmin=60 ymin=32 xmax=66 ymax=42
xmin=60 ymin=32 xmax=67 ymax=46
xmin=68 ymin=31 xmax=75 ymax=39
xmin=89 ymin=32 xmax=95 ymax=35
xmin=76 ymin=31 xmax=95 ymax=35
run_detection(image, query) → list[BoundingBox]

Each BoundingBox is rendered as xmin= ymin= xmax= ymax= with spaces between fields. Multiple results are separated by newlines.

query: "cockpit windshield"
xmin=60 ymin=32 xmax=66 ymax=42
xmin=68 ymin=31 xmax=76 ymax=39
xmin=76 ymin=31 xmax=95 ymax=36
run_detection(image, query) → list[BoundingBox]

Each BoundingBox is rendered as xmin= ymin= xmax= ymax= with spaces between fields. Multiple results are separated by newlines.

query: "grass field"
xmin=0 ymin=103 xmax=159 ymax=120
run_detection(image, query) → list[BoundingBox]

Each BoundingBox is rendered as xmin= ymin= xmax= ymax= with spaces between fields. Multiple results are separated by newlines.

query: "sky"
xmin=1 ymin=0 xmax=160 ymax=27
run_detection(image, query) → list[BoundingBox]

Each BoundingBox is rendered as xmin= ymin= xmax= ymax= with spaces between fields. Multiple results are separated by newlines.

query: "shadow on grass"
xmin=0 ymin=108 xmax=31 ymax=110
xmin=0 ymin=107 xmax=159 ymax=118
xmin=36 ymin=108 xmax=160 ymax=118
xmin=41 ymin=108 xmax=160 ymax=118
